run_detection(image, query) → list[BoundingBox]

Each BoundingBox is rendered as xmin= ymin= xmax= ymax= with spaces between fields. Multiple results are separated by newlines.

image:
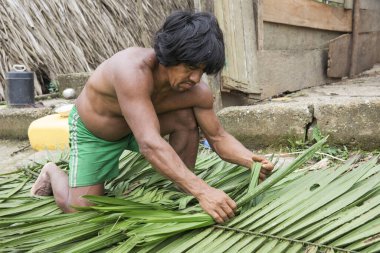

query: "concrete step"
xmin=218 ymin=68 xmax=380 ymax=150
xmin=0 ymin=99 xmax=71 ymax=140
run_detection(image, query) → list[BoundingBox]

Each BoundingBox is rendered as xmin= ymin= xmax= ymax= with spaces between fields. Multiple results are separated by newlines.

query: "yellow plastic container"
xmin=28 ymin=114 xmax=69 ymax=151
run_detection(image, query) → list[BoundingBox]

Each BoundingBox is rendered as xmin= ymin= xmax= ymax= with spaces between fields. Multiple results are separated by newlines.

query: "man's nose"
xmin=190 ymin=70 xmax=203 ymax=84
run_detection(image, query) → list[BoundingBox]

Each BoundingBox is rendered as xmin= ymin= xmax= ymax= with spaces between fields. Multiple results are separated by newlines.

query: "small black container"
xmin=5 ymin=65 xmax=35 ymax=107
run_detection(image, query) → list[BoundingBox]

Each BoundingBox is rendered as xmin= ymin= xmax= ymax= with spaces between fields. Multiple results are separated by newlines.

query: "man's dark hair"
xmin=154 ymin=11 xmax=225 ymax=75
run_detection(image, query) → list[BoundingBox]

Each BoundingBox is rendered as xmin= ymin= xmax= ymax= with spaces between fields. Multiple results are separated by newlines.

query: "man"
xmin=31 ymin=11 xmax=274 ymax=224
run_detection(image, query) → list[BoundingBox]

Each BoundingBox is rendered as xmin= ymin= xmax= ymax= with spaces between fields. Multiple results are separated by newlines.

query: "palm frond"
xmin=0 ymin=138 xmax=379 ymax=252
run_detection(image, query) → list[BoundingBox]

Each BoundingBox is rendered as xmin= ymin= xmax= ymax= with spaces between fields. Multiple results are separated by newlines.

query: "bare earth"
xmin=0 ymin=139 xmax=63 ymax=174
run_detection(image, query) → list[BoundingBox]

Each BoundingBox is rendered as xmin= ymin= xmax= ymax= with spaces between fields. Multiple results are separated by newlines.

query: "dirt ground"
xmin=0 ymin=139 xmax=63 ymax=174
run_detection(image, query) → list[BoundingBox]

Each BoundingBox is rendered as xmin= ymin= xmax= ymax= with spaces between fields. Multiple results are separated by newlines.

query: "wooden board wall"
xmin=211 ymin=0 xmax=380 ymax=101
xmin=360 ymin=9 xmax=380 ymax=33
xmin=214 ymin=0 xmax=260 ymax=95
xmin=328 ymin=0 xmax=380 ymax=77
xmin=262 ymin=0 xmax=352 ymax=32
xmin=355 ymin=0 xmax=380 ymax=10
xmin=327 ymin=34 xmax=351 ymax=78
xmin=328 ymin=32 xmax=380 ymax=77
xmin=258 ymin=49 xmax=328 ymax=98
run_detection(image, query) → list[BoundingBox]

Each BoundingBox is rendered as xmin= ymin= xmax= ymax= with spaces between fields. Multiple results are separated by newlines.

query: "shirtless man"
xmin=31 ymin=11 xmax=274 ymax=224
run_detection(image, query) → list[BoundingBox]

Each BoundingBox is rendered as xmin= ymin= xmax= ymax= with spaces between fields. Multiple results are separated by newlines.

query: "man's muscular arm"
xmin=194 ymin=83 xmax=274 ymax=180
xmin=112 ymin=60 xmax=235 ymax=223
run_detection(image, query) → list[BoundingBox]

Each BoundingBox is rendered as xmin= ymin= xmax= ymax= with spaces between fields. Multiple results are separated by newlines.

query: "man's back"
xmin=75 ymin=47 xmax=210 ymax=141
xmin=75 ymin=48 xmax=157 ymax=141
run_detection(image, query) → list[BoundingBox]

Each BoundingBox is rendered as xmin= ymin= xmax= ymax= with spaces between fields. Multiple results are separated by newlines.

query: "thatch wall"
xmin=0 ymin=0 xmax=194 ymax=100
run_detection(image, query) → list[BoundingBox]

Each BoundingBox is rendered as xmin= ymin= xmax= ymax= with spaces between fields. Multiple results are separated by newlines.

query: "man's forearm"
xmin=140 ymin=138 xmax=210 ymax=197
xmin=210 ymin=133 xmax=255 ymax=169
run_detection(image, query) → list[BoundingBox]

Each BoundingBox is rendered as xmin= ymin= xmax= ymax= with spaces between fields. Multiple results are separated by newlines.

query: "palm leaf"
xmin=1 ymin=138 xmax=379 ymax=252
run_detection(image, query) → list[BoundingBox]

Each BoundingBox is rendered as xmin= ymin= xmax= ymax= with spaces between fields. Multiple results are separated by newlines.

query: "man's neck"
xmin=152 ymin=64 xmax=171 ymax=94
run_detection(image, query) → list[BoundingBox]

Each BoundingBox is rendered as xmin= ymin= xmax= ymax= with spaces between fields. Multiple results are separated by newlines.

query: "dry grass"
xmin=0 ymin=0 xmax=193 ymax=100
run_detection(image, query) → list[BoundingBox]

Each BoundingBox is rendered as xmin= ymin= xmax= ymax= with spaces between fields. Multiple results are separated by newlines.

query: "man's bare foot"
xmin=31 ymin=162 xmax=55 ymax=196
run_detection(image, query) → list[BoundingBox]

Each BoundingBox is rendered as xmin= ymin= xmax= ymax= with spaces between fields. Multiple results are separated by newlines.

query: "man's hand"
xmin=196 ymin=186 xmax=237 ymax=224
xmin=252 ymin=154 xmax=274 ymax=181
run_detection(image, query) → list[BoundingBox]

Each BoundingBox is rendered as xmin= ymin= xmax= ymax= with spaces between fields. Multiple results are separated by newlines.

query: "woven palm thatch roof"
xmin=0 ymin=0 xmax=194 ymax=100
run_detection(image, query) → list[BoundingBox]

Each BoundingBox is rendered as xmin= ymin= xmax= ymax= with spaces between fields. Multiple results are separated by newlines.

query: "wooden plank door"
xmin=214 ymin=0 xmax=260 ymax=95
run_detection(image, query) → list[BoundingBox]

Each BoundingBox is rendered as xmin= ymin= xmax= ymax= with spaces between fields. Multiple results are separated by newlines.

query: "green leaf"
xmin=28 ymin=223 xmax=101 ymax=253
xmin=237 ymin=137 xmax=327 ymax=207
xmin=224 ymin=234 xmax=257 ymax=253
xmin=156 ymin=228 xmax=214 ymax=253
xmin=0 ymin=198 xmax=54 ymax=217
xmin=241 ymin=162 xmax=261 ymax=213
xmin=106 ymin=236 xmax=141 ymax=253
xmin=62 ymin=230 xmax=127 ymax=253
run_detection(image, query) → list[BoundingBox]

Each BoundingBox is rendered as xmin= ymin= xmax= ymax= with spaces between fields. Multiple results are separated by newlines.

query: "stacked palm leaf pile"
xmin=0 ymin=0 xmax=193 ymax=99
xmin=0 ymin=138 xmax=379 ymax=252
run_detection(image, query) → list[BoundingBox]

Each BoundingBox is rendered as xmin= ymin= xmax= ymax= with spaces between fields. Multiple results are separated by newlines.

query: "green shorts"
xmin=68 ymin=106 xmax=139 ymax=187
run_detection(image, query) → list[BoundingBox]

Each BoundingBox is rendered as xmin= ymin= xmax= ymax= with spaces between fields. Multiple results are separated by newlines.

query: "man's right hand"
xmin=195 ymin=186 xmax=237 ymax=224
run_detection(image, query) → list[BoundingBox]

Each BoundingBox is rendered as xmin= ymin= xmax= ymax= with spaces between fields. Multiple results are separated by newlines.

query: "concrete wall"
xmin=0 ymin=107 xmax=52 ymax=139
xmin=257 ymin=23 xmax=343 ymax=99
xmin=312 ymin=99 xmax=380 ymax=150
xmin=56 ymin=72 xmax=91 ymax=98
xmin=218 ymin=103 xmax=313 ymax=148
xmin=218 ymin=73 xmax=380 ymax=150
xmin=218 ymin=96 xmax=380 ymax=151
xmin=263 ymin=23 xmax=342 ymax=50
xmin=258 ymin=49 xmax=329 ymax=98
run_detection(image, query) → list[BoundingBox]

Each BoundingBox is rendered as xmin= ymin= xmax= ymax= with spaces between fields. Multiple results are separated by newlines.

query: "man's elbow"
xmin=208 ymin=140 xmax=224 ymax=158
xmin=208 ymin=134 xmax=233 ymax=160
xmin=138 ymin=137 xmax=164 ymax=158
xmin=217 ymin=150 xmax=230 ymax=162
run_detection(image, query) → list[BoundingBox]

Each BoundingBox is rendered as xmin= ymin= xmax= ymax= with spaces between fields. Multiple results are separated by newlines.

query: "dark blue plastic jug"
xmin=5 ymin=65 xmax=35 ymax=107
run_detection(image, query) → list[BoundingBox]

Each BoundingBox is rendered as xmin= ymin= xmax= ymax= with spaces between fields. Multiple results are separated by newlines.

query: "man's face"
xmin=167 ymin=63 xmax=205 ymax=92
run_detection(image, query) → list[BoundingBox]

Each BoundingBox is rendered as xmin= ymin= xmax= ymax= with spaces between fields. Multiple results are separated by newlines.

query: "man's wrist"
xmin=184 ymin=177 xmax=210 ymax=199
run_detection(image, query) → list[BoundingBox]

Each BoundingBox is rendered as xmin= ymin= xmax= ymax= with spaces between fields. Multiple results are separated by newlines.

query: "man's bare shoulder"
xmin=104 ymin=48 xmax=157 ymax=91
xmin=190 ymin=80 xmax=214 ymax=109
xmin=106 ymin=47 xmax=157 ymax=73
xmin=109 ymin=48 xmax=156 ymax=68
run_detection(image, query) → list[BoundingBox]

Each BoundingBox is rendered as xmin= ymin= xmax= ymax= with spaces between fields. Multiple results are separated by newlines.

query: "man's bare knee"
xmin=64 ymin=184 xmax=104 ymax=213
xmin=174 ymin=109 xmax=198 ymax=130
xmin=63 ymin=196 xmax=91 ymax=213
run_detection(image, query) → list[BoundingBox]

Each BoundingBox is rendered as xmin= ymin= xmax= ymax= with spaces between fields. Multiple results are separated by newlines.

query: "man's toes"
xmin=31 ymin=169 xmax=52 ymax=196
